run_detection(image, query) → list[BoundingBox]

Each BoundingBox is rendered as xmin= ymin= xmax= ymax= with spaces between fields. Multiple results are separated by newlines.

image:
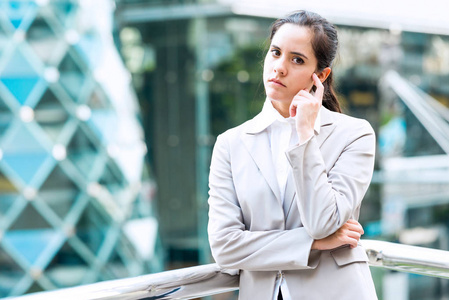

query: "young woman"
xmin=208 ymin=10 xmax=377 ymax=300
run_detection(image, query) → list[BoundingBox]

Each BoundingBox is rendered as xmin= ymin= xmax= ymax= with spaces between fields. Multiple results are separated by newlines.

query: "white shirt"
xmin=258 ymin=99 xmax=321 ymax=300
xmin=259 ymin=99 xmax=321 ymax=203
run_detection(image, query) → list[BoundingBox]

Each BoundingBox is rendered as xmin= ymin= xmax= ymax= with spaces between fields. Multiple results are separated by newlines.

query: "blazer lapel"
xmin=241 ymin=120 xmax=281 ymax=204
xmin=315 ymin=107 xmax=337 ymax=147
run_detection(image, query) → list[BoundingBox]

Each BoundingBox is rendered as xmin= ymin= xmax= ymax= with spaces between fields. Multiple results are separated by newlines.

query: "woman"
xmin=207 ymin=10 xmax=377 ymax=300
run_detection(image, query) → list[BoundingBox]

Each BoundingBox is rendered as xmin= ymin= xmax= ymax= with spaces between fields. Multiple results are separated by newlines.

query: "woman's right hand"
xmin=311 ymin=219 xmax=364 ymax=250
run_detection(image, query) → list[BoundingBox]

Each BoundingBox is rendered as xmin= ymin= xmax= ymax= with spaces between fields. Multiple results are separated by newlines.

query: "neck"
xmin=270 ymin=99 xmax=291 ymax=118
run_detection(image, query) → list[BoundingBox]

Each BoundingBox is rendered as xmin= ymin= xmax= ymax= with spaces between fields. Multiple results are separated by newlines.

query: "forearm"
xmin=208 ymin=224 xmax=317 ymax=271
xmin=286 ymin=126 xmax=375 ymax=239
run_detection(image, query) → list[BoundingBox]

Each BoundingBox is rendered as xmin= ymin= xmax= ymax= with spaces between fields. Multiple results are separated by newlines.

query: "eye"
xmin=293 ymin=57 xmax=304 ymax=64
xmin=271 ymin=49 xmax=281 ymax=57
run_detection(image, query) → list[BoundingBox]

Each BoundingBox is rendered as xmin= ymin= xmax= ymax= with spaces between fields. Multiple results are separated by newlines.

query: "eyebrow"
xmin=271 ymin=45 xmax=309 ymax=60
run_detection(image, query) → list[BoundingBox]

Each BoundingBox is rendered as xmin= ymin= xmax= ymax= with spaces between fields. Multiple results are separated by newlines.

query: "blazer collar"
xmin=241 ymin=106 xmax=338 ymax=205
xmin=314 ymin=106 xmax=337 ymax=147
xmin=245 ymin=105 xmax=335 ymax=135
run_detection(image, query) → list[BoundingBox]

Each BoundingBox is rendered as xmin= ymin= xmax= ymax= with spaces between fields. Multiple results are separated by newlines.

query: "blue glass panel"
xmin=1 ymin=124 xmax=50 ymax=184
xmin=52 ymin=3 xmax=77 ymax=27
xmin=34 ymin=88 xmax=69 ymax=141
xmin=3 ymin=229 xmax=58 ymax=265
xmin=1 ymin=48 xmax=39 ymax=77
xmin=99 ymin=160 xmax=126 ymax=194
xmin=5 ymin=1 xmax=37 ymax=31
xmin=66 ymin=128 xmax=98 ymax=177
xmin=27 ymin=16 xmax=60 ymax=65
xmin=0 ymin=44 xmax=46 ymax=104
xmin=9 ymin=19 xmax=21 ymax=29
xmin=1 ymin=153 xmax=49 ymax=184
xmin=0 ymin=49 xmax=43 ymax=106
xmin=0 ymin=77 xmax=40 ymax=105
xmin=58 ymin=52 xmax=86 ymax=101
xmin=88 ymin=110 xmax=118 ymax=144
xmin=9 ymin=202 xmax=51 ymax=230
xmin=76 ymin=203 xmax=110 ymax=255
xmin=39 ymin=165 xmax=80 ymax=220
xmin=75 ymin=34 xmax=102 ymax=69
xmin=2 ymin=123 xmax=47 ymax=152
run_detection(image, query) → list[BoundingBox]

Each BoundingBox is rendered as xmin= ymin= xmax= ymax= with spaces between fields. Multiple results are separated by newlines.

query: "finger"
xmin=346 ymin=219 xmax=364 ymax=234
xmin=289 ymin=95 xmax=312 ymax=115
xmin=346 ymin=219 xmax=359 ymax=225
xmin=347 ymin=234 xmax=360 ymax=248
xmin=340 ymin=234 xmax=358 ymax=249
xmin=312 ymin=73 xmax=324 ymax=101
xmin=346 ymin=223 xmax=364 ymax=235
xmin=349 ymin=239 xmax=358 ymax=249
xmin=347 ymin=230 xmax=361 ymax=241
xmin=297 ymin=89 xmax=315 ymax=99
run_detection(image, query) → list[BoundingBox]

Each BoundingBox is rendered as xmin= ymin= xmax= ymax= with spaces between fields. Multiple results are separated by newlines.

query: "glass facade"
xmin=0 ymin=0 xmax=160 ymax=297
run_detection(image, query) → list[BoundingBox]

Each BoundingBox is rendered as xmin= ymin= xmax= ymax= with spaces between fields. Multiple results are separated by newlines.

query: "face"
xmin=263 ymin=23 xmax=319 ymax=106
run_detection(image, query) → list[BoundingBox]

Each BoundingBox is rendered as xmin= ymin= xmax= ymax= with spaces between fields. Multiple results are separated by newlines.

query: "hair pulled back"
xmin=269 ymin=10 xmax=341 ymax=113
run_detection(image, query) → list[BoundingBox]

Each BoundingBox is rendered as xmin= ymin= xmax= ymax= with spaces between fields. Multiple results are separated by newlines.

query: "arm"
xmin=312 ymin=219 xmax=364 ymax=250
xmin=286 ymin=122 xmax=375 ymax=239
xmin=208 ymin=134 xmax=317 ymax=271
xmin=288 ymin=73 xmax=375 ymax=240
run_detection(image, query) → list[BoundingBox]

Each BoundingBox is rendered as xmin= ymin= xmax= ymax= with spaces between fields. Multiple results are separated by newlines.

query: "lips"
xmin=268 ymin=78 xmax=286 ymax=87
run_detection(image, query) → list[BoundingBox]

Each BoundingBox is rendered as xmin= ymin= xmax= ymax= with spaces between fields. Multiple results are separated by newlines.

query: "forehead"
xmin=271 ymin=23 xmax=314 ymax=53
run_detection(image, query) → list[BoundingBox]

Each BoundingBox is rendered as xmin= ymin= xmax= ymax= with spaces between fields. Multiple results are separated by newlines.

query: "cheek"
xmin=263 ymin=56 xmax=271 ymax=79
xmin=290 ymin=73 xmax=314 ymax=94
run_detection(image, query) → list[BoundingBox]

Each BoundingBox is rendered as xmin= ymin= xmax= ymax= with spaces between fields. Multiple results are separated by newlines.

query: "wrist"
xmin=311 ymin=240 xmax=320 ymax=250
xmin=298 ymin=130 xmax=314 ymax=145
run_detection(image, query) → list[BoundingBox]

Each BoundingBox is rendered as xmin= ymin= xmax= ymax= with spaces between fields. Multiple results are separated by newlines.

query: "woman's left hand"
xmin=289 ymin=73 xmax=324 ymax=144
xmin=311 ymin=219 xmax=364 ymax=250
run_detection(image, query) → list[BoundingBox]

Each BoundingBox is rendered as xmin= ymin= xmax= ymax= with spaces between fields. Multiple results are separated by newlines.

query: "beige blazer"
xmin=208 ymin=107 xmax=378 ymax=300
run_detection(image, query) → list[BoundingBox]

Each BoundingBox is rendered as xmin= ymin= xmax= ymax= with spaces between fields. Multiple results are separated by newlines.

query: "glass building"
xmin=0 ymin=0 xmax=161 ymax=297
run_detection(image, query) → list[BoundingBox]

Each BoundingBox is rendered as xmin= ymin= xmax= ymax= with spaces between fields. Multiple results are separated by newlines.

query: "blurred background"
xmin=0 ymin=0 xmax=448 ymax=299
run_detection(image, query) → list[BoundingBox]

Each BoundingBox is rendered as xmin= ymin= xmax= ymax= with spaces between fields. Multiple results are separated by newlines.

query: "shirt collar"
xmin=253 ymin=99 xmax=321 ymax=134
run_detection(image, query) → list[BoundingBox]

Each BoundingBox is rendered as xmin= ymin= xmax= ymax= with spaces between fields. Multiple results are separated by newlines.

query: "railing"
xmin=380 ymin=70 xmax=449 ymax=155
xmin=6 ymin=239 xmax=449 ymax=300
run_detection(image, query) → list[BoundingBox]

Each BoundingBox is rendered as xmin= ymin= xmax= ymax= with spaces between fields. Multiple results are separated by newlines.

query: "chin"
xmin=266 ymin=93 xmax=291 ymax=104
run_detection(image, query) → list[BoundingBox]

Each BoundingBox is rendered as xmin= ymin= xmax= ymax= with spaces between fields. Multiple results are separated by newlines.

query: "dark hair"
xmin=269 ymin=10 xmax=341 ymax=113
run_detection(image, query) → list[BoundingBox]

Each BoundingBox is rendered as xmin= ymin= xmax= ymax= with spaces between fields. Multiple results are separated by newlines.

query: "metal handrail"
xmin=6 ymin=239 xmax=449 ymax=300
xmin=380 ymin=70 xmax=449 ymax=155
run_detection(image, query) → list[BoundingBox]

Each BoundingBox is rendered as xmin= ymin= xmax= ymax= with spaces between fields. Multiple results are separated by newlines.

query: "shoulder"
xmin=216 ymin=113 xmax=262 ymax=144
xmin=326 ymin=109 xmax=374 ymax=136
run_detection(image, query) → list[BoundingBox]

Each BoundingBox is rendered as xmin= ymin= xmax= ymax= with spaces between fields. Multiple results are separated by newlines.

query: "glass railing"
xmin=5 ymin=239 xmax=449 ymax=299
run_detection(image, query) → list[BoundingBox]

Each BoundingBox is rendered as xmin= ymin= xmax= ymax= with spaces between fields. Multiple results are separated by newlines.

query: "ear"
xmin=316 ymin=67 xmax=331 ymax=83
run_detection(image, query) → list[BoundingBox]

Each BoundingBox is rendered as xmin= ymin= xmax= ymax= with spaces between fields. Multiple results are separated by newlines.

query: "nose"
xmin=273 ymin=58 xmax=287 ymax=76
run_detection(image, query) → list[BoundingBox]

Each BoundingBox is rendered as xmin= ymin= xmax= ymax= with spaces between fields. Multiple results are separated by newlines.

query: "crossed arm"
xmin=208 ymin=134 xmax=367 ymax=271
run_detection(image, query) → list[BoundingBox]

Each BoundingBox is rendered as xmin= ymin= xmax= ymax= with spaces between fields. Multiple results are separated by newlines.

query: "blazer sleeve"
xmin=208 ymin=134 xmax=319 ymax=271
xmin=286 ymin=119 xmax=376 ymax=240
